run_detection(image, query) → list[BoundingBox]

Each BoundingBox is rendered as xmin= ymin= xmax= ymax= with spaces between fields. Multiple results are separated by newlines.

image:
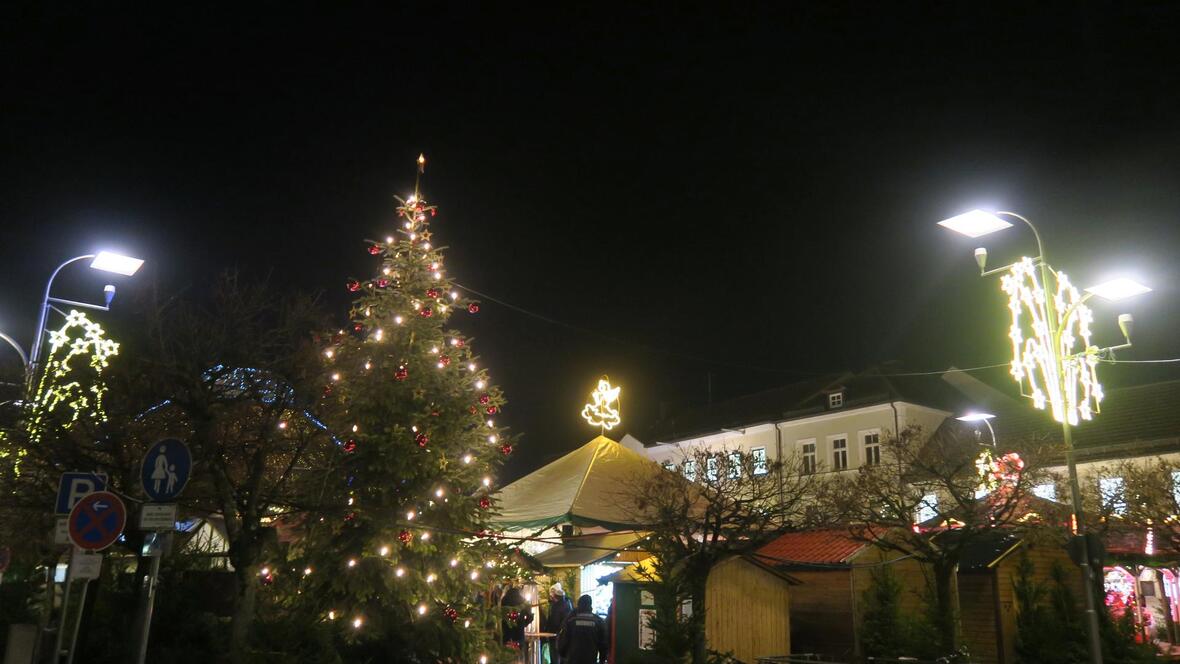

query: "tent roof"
xmin=534 ymin=531 xmax=649 ymax=567
xmin=492 ymin=436 xmax=664 ymax=530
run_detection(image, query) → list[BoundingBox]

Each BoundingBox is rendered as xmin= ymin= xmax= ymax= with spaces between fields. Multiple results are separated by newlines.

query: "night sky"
xmin=3 ymin=5 xmax=1179 ymax=480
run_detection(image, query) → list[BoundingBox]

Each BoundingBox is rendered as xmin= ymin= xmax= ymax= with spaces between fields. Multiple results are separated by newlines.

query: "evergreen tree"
xmin=290 ymin=157 xmax=522 ymax=662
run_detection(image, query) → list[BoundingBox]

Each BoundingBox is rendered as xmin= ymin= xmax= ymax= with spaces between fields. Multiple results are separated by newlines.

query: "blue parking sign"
xmin=56 ymin=473 xmax=108 ymax=514
xmin=141 ymin=439 xmax=191 ymax=502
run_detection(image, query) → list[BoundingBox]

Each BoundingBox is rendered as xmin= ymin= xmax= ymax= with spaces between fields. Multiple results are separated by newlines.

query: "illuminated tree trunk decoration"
xmin=28 ymin=309 xmax=120 ymax=442
xmin=1001 ymin=257 xmax=1102 ymax=425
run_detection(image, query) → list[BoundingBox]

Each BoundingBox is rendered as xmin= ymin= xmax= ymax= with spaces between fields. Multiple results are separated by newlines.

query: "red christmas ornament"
xmin=454 ymin=339 xmax=465 ymax=348
xmin=353 ymin=323 xmax=363 ymax=332
xmin=444 ymin=606 xmax=458 ymax=622
xmin=430 ymin=208 xmax=437 ymax=216
xmin=323 ymin=385 xmax=333 ymax=397
xmin=439 ymin=355 xmax=451 ymax=367
xmin=486 ymin=406 xmax=498 ymax=415
xmin=426 ymin=288 xmax=440 ymax=299
xmin=478 ymin=394 xmax=490 ymax=405
xmin=499 ymin=443 xmax=513 ymax=456
xmin=343 ymin=440 xmax=357 ymax=453
xmin=415 ymin=432 xmax=429 ymax=448
xmin=398 ymin=529 xmax=413 ymax=544
xmin=430 ymin=409 xmax=440 ymax=417
xmin=468 ymin=406 xmax=478 ymax=415
xmin=376 ymin=278 xmax=390 ymax=288
xmin=368 ymin=244 xmax=381 ymax=255
xmin=347 ymin=280 xmax=361 ymax=292
xmin=479 ymin=496 xmax=491 ymax=509
xmin=344 ymin=512 xmax=356 ymax=522
xmin=419 ymin=307 xmax=433 ymax=318
xmin=395 ymin=366 xmax=409 ymax=381
xmin=467 ymin=303 xmax=480 ymax=314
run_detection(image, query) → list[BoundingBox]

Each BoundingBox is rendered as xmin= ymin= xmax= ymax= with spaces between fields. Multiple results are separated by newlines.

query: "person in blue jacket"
xmin=558 ymin=594 xmax=608 ymax=664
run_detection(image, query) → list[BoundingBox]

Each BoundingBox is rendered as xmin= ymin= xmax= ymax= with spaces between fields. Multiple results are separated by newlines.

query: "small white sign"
xmin=638 ymin=609 xmax=656 ymax=650
xmin=139 ymin=504 xmax=178 ymax=531
xmin=54 ymin=517 xmax=70 ymax=545
xmin=70 ymin=548 xmax=102 ymax=580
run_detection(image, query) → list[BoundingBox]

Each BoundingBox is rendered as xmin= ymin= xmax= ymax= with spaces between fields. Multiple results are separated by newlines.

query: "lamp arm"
xmin=0 ymin=332 xmax=29 ymax=369
xmin=28 ymin=254 xmax=96 ymax=371
xmin=995 ymin=211 xmax=1046 ymax=263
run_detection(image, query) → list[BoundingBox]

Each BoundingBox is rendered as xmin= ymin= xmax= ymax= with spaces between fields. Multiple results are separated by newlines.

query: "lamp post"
xmin=939 ymin=209 xmax=1151 ymax=664
xmin=956 ymin=412 xmax=997 ymax=446
xmin=26 ymin=251 xmax=143 ymax=382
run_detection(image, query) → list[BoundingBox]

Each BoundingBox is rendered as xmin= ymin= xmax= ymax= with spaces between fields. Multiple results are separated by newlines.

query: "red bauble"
xmin=353 ymin=323 xmax=363 ymax=332
xmin=347 ymin=280 xmax=361 ymax=292
xmin=343 ymin=440 xmax=357 ymax=453
xmin=395 ymin=366 xmax=409 ymax=381
xmin=419 ymin=307 xmax=433 ymax=318
xmin=454 ymin=339 xmax=465 ymax=347
xmin=439 ymin=355 xmax=451 ymax=367
xmin=368 ymin=245 xmax=381 ymax=255
xmin=323 ymin=385 xmax=333 ymax=396
xmin=376 ymin=278 xmax=390 ymax=288
xmin=479 ymin=496 xmax=491 ymax=509
xmin=468 ymin=406 xmax=478 ymax=415
xmin=430 ymin=409 xmax=440 ymax=417
xmin=486 ymin=406 xmax=498 ymax=415
xmin=398 ymin=529 xmax=413 ymax=544
xmin=415 ymin=432 xmax=429 ymax=448
xmin=430 ymin=208 xmax=437 ymax=216
xmin=467 ymin=303 xmax=480 ymax=314
xmin=425 ymin=288 xmax=440 ymax=299
xmin=499 ymin=443 xmax=513 ymax=456
xmin=444 ymin=606 xmax=458 ymax=622
xmin=478 ymin=394 xmax=490 ymax=405
xmin=344 ymin=512 xmax=356 ymax=522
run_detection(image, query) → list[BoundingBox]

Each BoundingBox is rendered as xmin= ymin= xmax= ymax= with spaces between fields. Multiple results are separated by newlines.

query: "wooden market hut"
xmin=605 ymin=554 xmax=797 ymax=664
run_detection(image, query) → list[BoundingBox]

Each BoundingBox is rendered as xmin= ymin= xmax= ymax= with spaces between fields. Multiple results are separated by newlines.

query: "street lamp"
xmin=27 ymin=251 xmax=144 ymax=377
xmin=956 ymin=412 xmax=997 ymax=446
xmin=940 ymin=209 xmax=1150 ymax=664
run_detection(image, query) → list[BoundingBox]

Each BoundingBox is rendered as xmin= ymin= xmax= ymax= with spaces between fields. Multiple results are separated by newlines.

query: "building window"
xmin=828 ymin=392 xmax=844 ymax=409
xmin=706 ymin=456 xmax=719 ymax=482
xmin=752 ymin=447 xmax=768 ymax=475
xmin=862 ymin=432 xmax=881 ymax=466
xmin=726 ymin=451 xmax=742 ymax=479
xmin=683 ymin=460 xmax=697 ymax=482
xmin=1100 ymin=477 xmax=1126 ymax=515
xmin=831 ymin=436 xmax=848 ymax=470
xmin=1172 ymin=470 xmax=1180 ymax=508
xmin=801 ymin=441 xmax=816 ymax=475
xmin=1033 ymin=483 xmax=1056 ymax=501
xmin=916 ymin=493 xmax=938 ymax=524
xmin=662 ymin=461 xmax=677 ymax=473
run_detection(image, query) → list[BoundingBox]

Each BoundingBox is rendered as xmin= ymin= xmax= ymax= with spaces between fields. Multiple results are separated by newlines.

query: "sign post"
xmin=132 ymin=438 xmax=191 ymax=664
xmin=55 ymin=492 xmax=125 ymax=662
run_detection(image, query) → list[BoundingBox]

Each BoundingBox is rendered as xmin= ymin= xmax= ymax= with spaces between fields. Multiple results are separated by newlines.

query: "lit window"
xmin=727 ymin=451 xmax=741 ymax=479
xmin=801 ymin=441 xmax=816 ymax=475
xmin=706 ymin=456 xmax=719 ymax=482
xmin=1172 ymin=470 xmax=1180 ymax=508
xmin=916 ymin=493 xmax=938 ymax=523
xmin=662 ymin=461 xmax=677 ymax=473
xmin=828 ymin=392 xmax=844 ymax=409
xmin=863 ymin=432 xmax=881 ymax=466
xmin=1033 ymin=483 xmax=1057 ymax=501
xmin=752 ymin=447 xmax=768 ymax=475
xmin=683 ymin=460 xmax=697 ymax=482
xmin=832 ymin=437 xmax=848 ymax=470
xmin=1100 ymin=477 xmax=1126 ymax=515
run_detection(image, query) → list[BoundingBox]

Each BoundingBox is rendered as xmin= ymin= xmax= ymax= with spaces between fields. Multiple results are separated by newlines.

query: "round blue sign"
xmin=68 ymin=491 xmax=126 ymax=551
xmin=141 ymin=438 xmax=191 ymax=502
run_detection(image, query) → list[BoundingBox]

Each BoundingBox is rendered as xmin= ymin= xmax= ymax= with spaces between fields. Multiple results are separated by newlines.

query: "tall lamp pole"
xmin=938 ymin=209 xmax=1151 ymax=664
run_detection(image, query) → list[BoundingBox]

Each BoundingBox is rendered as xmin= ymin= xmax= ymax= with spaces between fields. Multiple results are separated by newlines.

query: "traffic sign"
xmin=141 ymin=439 xmax=191 ymax=502
xmin=68 ymin=492 xmax=126 ymax=551
xmin=56 ymin=473 xmax=108 ymax=514
xmin=139 ymin=504 xmax=177 ymax=531
xmin=70 ymin=548 xmax=102 ymax=579
xmin=54 ymin=517 xmax=70 ymax=545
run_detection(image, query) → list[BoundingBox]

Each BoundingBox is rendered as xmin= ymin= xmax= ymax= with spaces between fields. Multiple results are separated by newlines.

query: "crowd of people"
xmin=501 ymin=582 xmax=609 ymax=664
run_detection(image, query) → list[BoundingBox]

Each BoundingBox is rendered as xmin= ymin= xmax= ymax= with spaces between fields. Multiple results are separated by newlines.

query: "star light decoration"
xmin=975 ymin=448 xmax=1025 ymax=495
xmin=581 ymin=377 xmax=621 ymax=432
xmin=28 ymin=309 xmax=120 ymax=442
xmin=1000 ymin=257 xmax=1103 ymax=426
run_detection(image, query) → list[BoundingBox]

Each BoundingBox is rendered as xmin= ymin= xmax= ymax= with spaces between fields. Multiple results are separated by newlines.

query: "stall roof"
xmin=534 ymin=531 xmax=649 ymax=567
xmin=755 ymin=528 xmax=870 ymax=567
xmin=492 ymin=435 xmax=666 ymax=530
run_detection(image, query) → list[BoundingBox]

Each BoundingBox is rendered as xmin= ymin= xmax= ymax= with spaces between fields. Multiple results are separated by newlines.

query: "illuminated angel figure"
xmin=1000 ymin=257 xmax=1102 ymax=425
xmin=581 ymin=377 xmax=621 ymax=431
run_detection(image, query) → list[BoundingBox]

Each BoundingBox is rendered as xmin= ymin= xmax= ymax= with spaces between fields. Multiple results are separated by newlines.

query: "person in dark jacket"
xmin=558 ymin=594 xmax=608 ymax=664
xmin=544 ymin=582 xmax=574 ymax=663
xmin=501 ymin=585 xmax=535 ymax=651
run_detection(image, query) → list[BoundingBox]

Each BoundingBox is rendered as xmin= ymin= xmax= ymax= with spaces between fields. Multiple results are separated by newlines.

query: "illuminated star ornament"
xmin=1001 ymin=257 xmax=1102 ymax=425
xmin=581 ymin=376 xmax=621 ymax=432
xmin=29 ymin=309 xmax=120 ymax=442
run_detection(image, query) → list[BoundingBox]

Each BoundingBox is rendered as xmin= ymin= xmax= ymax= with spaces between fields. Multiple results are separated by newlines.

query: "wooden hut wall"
xmin=785 ymin=568 xmax=855 ymax=659
xmin=705 ymin=557 xmax=792 ymax=662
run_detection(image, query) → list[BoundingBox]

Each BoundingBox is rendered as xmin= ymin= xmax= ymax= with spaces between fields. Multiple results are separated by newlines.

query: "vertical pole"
xmin=132 ymin=554 xmax=161 ymax=664
xmin=1063 ymin=421 xmax=1105 ymax=664
xmin=51 ymin=566 xmax=73 ymax=664
xmin=64 ymin=581 xmax=89 ymax=664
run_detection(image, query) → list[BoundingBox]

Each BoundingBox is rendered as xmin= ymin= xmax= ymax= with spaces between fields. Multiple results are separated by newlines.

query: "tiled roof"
xmin=754 ymin=528 xmax=869 ymax=566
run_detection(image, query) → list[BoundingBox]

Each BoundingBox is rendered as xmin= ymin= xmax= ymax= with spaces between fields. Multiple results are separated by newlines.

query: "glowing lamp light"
xmin=303 ymin=567 xmax=312 ymax=576
xmin=352 ymin=617 xmax=363 ymax=629
xmin=956 ymin=412 xmax=995 ymax=422
xmin=936 ymin=210 xmax=1013 ymax=238
xmin=379 ymin=546 xmax=390 ymax=556
xmin=395 ymin=567 xmax=405 ymax=577
xmin=347 ymin=559 xmax=357 ymax=568
xmin=450 ymin=558 xmax=459 ymax=567
xmin=1084 ymin=277 xmax=1152 ymax=301
xmin=417 ymin=604 xmax=427 ymax=616
xmin=90 ymin=251 xmax=144 ymax=276
xmin=581 ymin=377 xmax=622 ymax=431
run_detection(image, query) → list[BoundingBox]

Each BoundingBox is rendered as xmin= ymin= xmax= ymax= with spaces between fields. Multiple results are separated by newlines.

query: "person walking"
xmin=544 ymin=582 xmax=574 ymax=664
xmin=558 ymin=594 xmax=608 ymax=664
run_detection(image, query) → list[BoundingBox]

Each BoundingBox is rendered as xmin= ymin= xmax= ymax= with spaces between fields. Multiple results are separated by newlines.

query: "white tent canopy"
xmin=492 ymin=435 xmax=665 ymax=530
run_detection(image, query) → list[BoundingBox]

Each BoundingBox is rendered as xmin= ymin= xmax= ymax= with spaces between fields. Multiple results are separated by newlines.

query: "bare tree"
xmin=624 ymin=447 xmax=818 ymax=664
xmin=818 ymin=424 xmax=1062 ymax=655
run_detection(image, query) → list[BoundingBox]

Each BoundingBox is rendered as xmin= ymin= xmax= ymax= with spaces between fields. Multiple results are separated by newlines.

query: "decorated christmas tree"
xmin=290 ymin=156 xmax=524 ymax=662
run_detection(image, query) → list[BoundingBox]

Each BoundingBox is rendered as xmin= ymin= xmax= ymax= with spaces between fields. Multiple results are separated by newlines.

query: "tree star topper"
xmin=581 ymin=376 xmax=621 ymax=431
